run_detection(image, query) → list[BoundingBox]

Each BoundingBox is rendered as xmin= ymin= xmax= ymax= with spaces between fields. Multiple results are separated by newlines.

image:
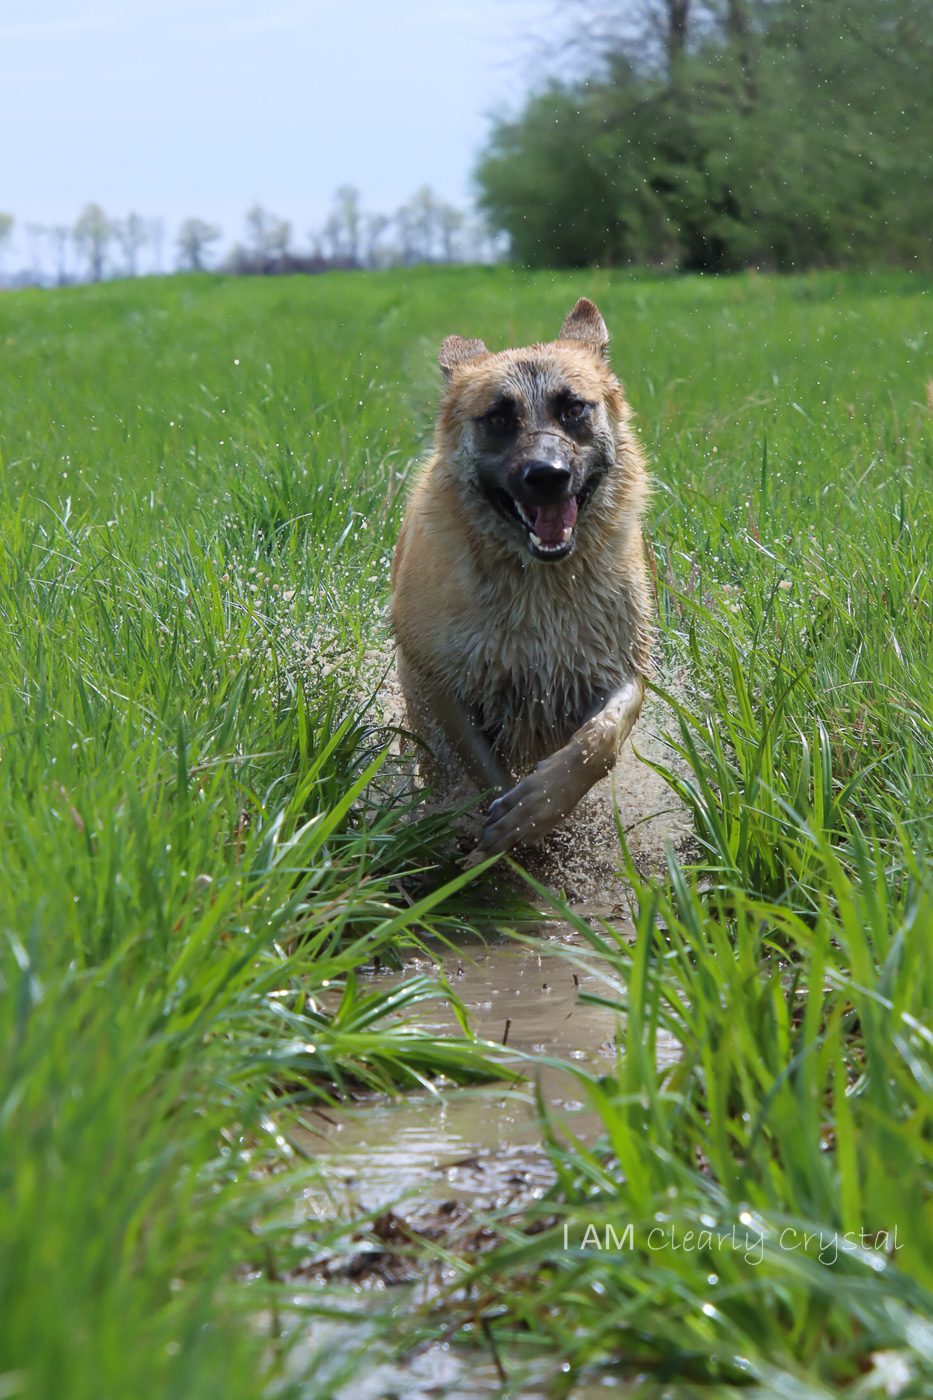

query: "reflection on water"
xmin=285 ymin=921 xmax=674 ymax=1398
xmin=297 ymin=920 xmax=679 ymax=1216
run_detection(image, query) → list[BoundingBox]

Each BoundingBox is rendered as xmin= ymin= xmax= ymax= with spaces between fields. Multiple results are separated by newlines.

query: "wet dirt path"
xmin=297 ymin=917 xmax=679 ymax=1218
xmin=287 ymin=919 xmax=679 ymax=1399
xmin=288 ymin=681 xmax=690 ymax=1392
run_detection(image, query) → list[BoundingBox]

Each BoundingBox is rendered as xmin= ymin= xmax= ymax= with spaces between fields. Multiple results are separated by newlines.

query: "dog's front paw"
xmin=476 ymin=763 xmax=567 ymax=856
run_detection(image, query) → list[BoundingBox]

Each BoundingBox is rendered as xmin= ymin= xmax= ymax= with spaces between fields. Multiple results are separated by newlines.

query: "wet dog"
xmin=390 ymin=298 xmax=652 ymax=856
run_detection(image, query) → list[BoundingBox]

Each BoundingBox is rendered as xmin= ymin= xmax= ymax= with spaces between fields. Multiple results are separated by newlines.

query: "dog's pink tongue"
xmin=532 ymin=496 xmax=578 ymax=546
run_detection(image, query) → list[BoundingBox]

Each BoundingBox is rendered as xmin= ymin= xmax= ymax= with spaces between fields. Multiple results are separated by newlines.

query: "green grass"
xmin=0 ymin=267 xmax=930 ymax=1398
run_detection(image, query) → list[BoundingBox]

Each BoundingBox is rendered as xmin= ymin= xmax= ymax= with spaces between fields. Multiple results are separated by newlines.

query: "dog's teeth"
xmin=561 ymin=527 xmax=573 ymax=543
xmin=530 ymin=532 xmax=543 ymax=548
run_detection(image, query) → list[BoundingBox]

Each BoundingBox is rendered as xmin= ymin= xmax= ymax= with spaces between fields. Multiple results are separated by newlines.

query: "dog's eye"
xmin=561 ymin=400 xmax=588 ymax=424
xmin=486 ymin=410 xmax=511 ymax=431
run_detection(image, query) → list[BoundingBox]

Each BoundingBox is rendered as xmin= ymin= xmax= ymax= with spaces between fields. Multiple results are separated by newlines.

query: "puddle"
xmin=295 ymin=919 xmax=679 ymax=1218
xmin=285 ymin=1303 xmax=642 ymax=1400
xmin=277 ymin=661 xmax=694 ymax=1393
xmin=292 ymin=1322 xmax=641 ymax=1400
xmin=283 ymin=921 xmax=681 ymax=1397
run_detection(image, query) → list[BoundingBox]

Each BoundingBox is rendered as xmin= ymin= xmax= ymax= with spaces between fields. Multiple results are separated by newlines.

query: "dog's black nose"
xmin=521 ymin=460 xmax=572 ymax=499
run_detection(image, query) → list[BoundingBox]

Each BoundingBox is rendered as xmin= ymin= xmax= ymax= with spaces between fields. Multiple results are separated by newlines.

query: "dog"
xmin=390 ymin=298 xmax=652 ymax=857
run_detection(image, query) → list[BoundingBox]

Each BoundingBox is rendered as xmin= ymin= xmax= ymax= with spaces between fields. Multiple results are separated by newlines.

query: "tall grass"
xmin=0 ymin=268 xmax=929 ymax=1397
xmin=441 ymin=835 xmax=931 ymax=1394
xmin=0 ymin=273 xmax=502 ymax=1398
xmin=399 ymin=270 xmax=930 ymax=1394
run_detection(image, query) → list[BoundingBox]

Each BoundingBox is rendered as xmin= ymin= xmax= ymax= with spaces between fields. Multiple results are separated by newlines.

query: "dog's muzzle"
xmin=507 ymin=432 xmax=580 ymax=560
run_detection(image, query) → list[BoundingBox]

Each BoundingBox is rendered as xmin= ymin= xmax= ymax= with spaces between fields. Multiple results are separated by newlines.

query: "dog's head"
xmin=435 ymin=299 xmax=634 ymax=564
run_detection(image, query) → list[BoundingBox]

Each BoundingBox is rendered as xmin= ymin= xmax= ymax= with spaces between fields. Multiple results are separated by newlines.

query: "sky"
xmin=0 ymin=0 xmax=562 ymax=274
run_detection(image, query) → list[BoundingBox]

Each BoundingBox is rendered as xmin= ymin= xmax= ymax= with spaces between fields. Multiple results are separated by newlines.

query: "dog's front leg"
xmin=476 ymin=678 xmax=644 ymax=855
xmin=411 ymin=667 xmax=511 ymax=795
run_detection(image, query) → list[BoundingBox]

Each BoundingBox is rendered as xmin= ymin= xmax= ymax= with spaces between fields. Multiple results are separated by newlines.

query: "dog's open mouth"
xmin=497 ymin=491 xmax=579 ymax=561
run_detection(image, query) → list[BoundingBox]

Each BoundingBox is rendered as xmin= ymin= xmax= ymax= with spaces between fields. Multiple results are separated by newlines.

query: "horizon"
xmin=0 ymin=0 xmax=560 ymax=280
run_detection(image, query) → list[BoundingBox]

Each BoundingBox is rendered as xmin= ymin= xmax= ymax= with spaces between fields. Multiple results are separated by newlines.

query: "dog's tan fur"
xmin=391 ymin=300 xmax=652 ymax=855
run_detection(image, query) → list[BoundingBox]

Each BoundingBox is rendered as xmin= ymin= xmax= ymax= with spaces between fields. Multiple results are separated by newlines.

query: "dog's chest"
xmin=452 ymin=569 xmax=631 ymax=764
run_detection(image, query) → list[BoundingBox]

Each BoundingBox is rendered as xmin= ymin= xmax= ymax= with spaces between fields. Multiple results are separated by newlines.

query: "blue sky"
xmin=0 ymin=0 xmax=559 ymax=270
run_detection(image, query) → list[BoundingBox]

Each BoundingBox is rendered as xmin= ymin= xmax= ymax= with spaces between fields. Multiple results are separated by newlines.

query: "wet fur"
xmin=391 ymin=302 xmax=652 ymax=852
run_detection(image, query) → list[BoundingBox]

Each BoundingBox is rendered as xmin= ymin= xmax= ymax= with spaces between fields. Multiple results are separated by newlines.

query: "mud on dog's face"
xmin=436 ymin=299 xmax=627 ymax=564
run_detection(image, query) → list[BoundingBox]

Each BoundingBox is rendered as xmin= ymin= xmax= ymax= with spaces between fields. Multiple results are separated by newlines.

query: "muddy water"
xmin=298 ymin=918 xmax=679 ymax=1218
xmin=289 ymin=921 xmax=676 ymax=1399
xmin=289 ymin=673 xmax=691 ymax=1393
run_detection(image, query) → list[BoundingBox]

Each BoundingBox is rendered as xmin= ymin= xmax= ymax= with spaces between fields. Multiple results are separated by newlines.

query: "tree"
xmin=563 ymin=0 xmax=699 ymax=77
xmin=114 ymin=213 xmax=148 ymax=276
xmin=437 ymin=203 xmax=465 ymax=262
xmin=316 ymin=186 xmax=364 ymax=263
xmin=664 ymin=0 xmax=690 ymax=70
xmin=0 ymin=212 xmax=15 ymax=278
xmin=477 ymin=0 xmax=933 ymax=272
xmin=149 ymin=218 xmax=166 ymax=273
xmin=25 ymin=223 xmax=46 ymax=282
xmin=243 ymin=205 xmax=291 ymax=269
xmin=73 ymin=203 xmax=112 ymax=281
xmin=477 ymin=76 xmax=655 ymax=268
xmin=320 ymin=212 xmax=343 ymax=261
xmin=266 ymin=215 xmax=291 ymax=262
xmin=363 ymin=211 xmax=390 ymax=268
xmin=395 ymin=186 xmax=443 ymax=263
xmin=50 ymin=226 xmax=71 ymax=285
xmin=176 ymin=218 xmax=222 ymax=272
xmin=333 ymin=185 xmax=362 ymax=262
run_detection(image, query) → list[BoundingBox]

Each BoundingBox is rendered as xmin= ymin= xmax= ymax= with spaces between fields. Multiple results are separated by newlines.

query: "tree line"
xmin=0 ymin=186 xmax=503 ymax=287
xmin=476 ymin=0 xmax=932 ymax=271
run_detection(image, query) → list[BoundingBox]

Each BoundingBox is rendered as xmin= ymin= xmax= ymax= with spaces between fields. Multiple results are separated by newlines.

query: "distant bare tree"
xmin=335 ymin=185 xmax=362 ymax=262
xmin=74 ymin=203 xmax=112 ymax=281
xmin=177 ymin=218 xmax=222 ymax=271
xmin=464 ymin=216 xmax=507 ymax=265
xmin=396 ymin=186 xmax=442 ymax=263
xmin=114 ymin=212 xmax=148 ymax=276
xmin=394 ymin=203 xmax=417 ymax=265
xmin=437 ymin=203 xmax=465 ymax=262
xmin=50 ymin=226 xmax=71 ymax=285
xmin=321 ymin=212 xmax=343 ymax=261
xmin=0 ymin=212 xmax=12 ymax=277
xmin=315 ymin=187 xmax=363 ymax=263
xmin=566 ymin=1 xmax=768 ymax=76
xmin=244 ymin=204 xmax=267 ymax=256
xmin=363 ymin=211 xmax=390 ymax=267
xmin=225 ymin=186 xmax=476 ymax=278
xmin=562 ymin=0 xmax=703 ymax=76
xmin=244 ymin=205 xmax=291 ymax=269
xmin=25 ymin=223 xmax=46 ymax=282
xmin=664 ymin=0 xmax=690 ymax=66
xmin=267 ymin=215 xmax=292 ymax=262
xmin=718 ymin=0 xmax=754 ymax=92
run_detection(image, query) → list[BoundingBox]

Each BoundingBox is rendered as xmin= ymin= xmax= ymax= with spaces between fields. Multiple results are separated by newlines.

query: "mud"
xmin=289 ymin=654 xmax=693 ymax=1396
xmin=291 ymin=923 xmax=678 ymax=1399
xmin=297 ymin=919 xmax=679 ymax=1219
xmin=375 ymin=652 xmax=694 ymax=908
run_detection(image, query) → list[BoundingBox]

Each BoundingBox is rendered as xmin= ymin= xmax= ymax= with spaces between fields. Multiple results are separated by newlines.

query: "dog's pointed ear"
xmin=558 ymin=299 xmax=609 ymax=358
xmin=439 ymin=335 xmax=488 ymax=380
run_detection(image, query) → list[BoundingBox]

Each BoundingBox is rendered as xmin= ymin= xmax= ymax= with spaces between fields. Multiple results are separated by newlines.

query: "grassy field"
xmin=0 ymin=267 xmax=930 ymax=1398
